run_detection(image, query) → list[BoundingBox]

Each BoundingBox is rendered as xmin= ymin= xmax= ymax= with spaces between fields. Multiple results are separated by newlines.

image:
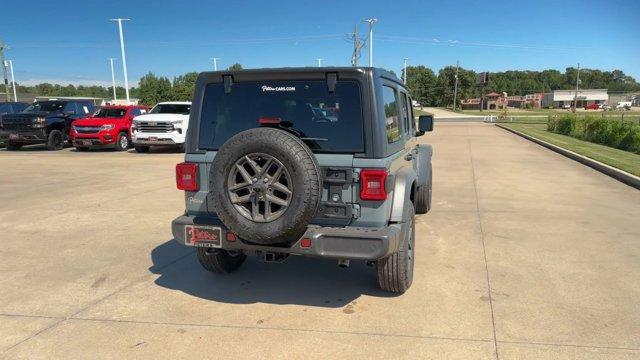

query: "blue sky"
xmin=2 ymin=0 xmax=638 ymax=87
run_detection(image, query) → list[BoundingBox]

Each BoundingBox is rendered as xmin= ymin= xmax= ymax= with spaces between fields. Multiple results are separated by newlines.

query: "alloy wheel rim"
xmin=227 ymin=153 xmax=292 ymax=222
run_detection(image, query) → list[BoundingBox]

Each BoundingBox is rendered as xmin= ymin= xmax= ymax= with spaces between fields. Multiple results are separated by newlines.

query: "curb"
xmin=495 ymin=124 xmax=640 ymax=190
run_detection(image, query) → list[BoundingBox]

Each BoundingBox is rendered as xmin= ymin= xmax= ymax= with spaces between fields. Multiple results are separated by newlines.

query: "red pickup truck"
xmin=71 ymin=105 xmax=149 ymax=151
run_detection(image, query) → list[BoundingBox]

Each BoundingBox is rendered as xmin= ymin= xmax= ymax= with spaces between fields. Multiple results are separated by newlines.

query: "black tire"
xmin=46 ymin=130 xmax=65 ymax=151
xmin=134 ymin=145 xmax=150 ymax=153
xmin=75 ymin=146 xmax=90 ymax=152
xmin=114 ymin=132 xmax=129 ymax=151
xmin=376 ymin=203 xmax=415 ymax=293
xmin=196 ymin=248 xmax=246 ymax=274
xmin=6 ymin=142 xmax=22 ymax=151
xmin=177 ymin=144 xmax=185 ymax=152
xmin=210 ymin=127 xmax=321 ymax=245
xmin=415 ymin=171 xmax=432 ymax=214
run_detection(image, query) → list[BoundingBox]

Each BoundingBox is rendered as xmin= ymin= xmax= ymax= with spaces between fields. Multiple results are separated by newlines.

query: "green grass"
xmin=500 ymin=123 xmax=640 ymax=177
xmin=461 ymin=109 xmax=640 ymax=117
xmin=413 ymin=108 xmax=432 ymax=116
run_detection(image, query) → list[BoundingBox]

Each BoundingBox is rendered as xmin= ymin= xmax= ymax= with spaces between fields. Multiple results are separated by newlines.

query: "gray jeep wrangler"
xmin=171 ymin=67 xmax=433 ymax=293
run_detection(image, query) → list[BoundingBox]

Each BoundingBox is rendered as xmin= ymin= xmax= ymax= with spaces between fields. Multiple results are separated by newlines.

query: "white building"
xmin=552 ymin=89 xmax=608 ymax=108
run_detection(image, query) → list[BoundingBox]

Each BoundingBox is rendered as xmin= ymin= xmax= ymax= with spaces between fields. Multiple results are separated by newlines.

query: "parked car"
xmin=599 ymin=103 xmax=612 ymax=111
xmin=616 ymin=101 xmax=632 ymax=110
xmin=71 ymin=105 xmax=149 ymax=151
xmin=0 ymin=100 xmax=94 ymax=151
xmin=131 ymin=101 xmax=191 ymax=152
xmin=0 ymin=102 xmax=29 ymax=147
xmin=171 ymin=67 xmax=434 ymax=293
xmin=562 ymin=103 xmax=572 ymax=110
xmin=584 ymin=103 xmax=600 ymax=110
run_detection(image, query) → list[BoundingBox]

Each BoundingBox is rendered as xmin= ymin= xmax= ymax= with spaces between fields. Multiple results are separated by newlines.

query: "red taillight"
xmin=360 ymin=169 xmax=388 ymax=201
xmin=300 ymin=238 xmax=312 ymax=248
xmin=226 ymin=232 xmax=237 ymax=242
xmin=176 ymin=162 xmax=199 ymax=191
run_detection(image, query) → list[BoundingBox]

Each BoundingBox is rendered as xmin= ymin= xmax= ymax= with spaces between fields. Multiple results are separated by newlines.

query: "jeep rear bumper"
xmin=171 ymin=215 xmax=405 ymax=260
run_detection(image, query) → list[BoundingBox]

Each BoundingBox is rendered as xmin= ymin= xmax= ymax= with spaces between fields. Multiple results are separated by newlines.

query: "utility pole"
xmin=453 ymin=60 xmax=459 ymax=111
xmin=109 ymin=58 xmax=117 ymax=100
xmin=347 ymin=25 xmax=365 ymax=66
xmin=210 ymin=57 xmax=219 ymax=71
xmin=7 ymin=60 xmax=17 ymax=101
xmin=110 ymin=18 xmax=131 ymax=102
xmin=363 ymin=18 xmax=377 ymax=67
xmin=316 ymin=58 xmax=323 ymax=67
xmin=572 ymin=63 xmax=580 ymax=113
xmin=0 ymin=40 xmax=10 ymax=101
xmin=403 ymin=58 xmax=408 ymax=84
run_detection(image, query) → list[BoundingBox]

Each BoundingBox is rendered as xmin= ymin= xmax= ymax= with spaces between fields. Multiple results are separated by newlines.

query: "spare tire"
xmin=209 ymin=127 xmax=321 ymax=245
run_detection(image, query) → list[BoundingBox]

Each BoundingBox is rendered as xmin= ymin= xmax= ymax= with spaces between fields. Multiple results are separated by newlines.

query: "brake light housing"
xmin=360 ymin=169 xmax=388 ymax=201
xmin=176 ymin=162 xmax=199 ymax=191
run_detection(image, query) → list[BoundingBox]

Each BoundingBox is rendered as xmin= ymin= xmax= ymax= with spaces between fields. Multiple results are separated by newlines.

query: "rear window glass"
xmin=150 ymin=104 xmax=191 ymax=114
xmin=94 ymin=108 xmax=127 ymax=118
xmin=198 ymin=80 xmax=364 ymax=153
xmin=23 ymin=101 xmax=65 ymax=113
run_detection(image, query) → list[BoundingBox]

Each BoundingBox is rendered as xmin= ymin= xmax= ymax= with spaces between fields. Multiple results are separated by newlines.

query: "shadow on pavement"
xmin=149 ymin=239 xmax=395 ymax=308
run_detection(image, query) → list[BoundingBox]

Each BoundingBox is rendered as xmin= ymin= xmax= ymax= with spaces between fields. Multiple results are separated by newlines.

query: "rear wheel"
xmin=376 ymin=203 xmax=415 ymax=293
xmin=114 ymin=132 xmax=129 ymax=151
xmin=6 ymin=142 xmax=22 ymax=151
xmin=46 ymin=130 xmax=65 ymax=151
xmin=196 ymin=248 xmax=246 ymax=274
xmin=134 ymin=145 xmax=150 ymax=153
xmin=415 ymin=171 xmax=432 ymax=214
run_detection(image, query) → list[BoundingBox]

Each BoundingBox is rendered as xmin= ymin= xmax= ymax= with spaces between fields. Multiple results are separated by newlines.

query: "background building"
xmin=551 ymin=89 xmax=608 ymax=108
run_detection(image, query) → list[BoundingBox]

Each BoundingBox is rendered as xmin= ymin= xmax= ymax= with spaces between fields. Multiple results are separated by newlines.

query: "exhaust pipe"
xmin=337 ymin=259 xmax=350 ymax=268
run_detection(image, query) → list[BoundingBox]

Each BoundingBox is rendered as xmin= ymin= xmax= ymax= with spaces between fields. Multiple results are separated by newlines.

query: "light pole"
xmin=110 ymin=18 xmax=131 ymax=102
xmin=6 ymin=60 xmax=17 ymax=101
xmin=403 ymin=58 xmax=408 ymax=84
xmin=0 ymin=40 xmax=10 ymax=101
xmin=363 ymin=18 xmax=377 ymax=67
xmin=453 ymin=60 xmax=459 ymax=111
xmin=316 ymin=58 xmax=323 ymax=67
xmin=210 ymin=57 xmax=219 ymax=71
xmin=572 ymin=63 xmax=580 ymax=112
xmin=108 ymin=58 xmax=117 ymax=100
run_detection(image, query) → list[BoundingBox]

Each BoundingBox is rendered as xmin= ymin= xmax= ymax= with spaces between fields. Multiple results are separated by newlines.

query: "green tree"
xmin=227 ymin=63 xmax=243 ymax=71
xmin=137 ymin=72 xmax=172 ymax=105
xmin=404 ymin=65 xmax=437 ymax=106
xmin=171 ymin=72 xmax=198 ymax=101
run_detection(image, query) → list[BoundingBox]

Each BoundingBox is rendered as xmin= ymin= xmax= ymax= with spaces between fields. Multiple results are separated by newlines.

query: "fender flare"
xmin=389 ymin=166 xmax=418 ymax=223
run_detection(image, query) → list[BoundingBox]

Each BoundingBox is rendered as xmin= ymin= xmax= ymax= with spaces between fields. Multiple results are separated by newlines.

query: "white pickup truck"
xmin=616 ymin=101 xmax=632 ymax=110
xmin=131 ymin=101 xmax=191 ymax=152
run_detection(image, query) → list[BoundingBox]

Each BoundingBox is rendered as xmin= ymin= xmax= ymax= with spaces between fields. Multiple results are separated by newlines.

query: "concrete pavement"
xmin=1 ymin=124 xmax=639 ymax=359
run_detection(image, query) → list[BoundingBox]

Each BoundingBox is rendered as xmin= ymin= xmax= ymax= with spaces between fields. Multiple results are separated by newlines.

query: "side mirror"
xmin=416 ymin=115 xmax=434 ymax=136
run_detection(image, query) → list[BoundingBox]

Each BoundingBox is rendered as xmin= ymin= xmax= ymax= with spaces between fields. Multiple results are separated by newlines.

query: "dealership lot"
xmin=1 ymin=123 xmax=639 ymax=359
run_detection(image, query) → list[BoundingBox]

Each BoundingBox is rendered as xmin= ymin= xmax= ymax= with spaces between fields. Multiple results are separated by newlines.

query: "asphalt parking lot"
xmin=1 ymin=123 xmax=639 ymax=359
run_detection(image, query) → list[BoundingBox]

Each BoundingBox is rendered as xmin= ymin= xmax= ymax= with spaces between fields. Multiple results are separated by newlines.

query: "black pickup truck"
xmin=1 ymin=100 xmax=94 ymax=150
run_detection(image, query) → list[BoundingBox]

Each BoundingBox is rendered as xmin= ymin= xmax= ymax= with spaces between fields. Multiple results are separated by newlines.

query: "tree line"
xmin=403 ymin=66 xmax=640 ymax=108
xmin=11 ymin=63 xmax=639 ymax=108
xmin=12 ymin=63 xmax=243 ymax=105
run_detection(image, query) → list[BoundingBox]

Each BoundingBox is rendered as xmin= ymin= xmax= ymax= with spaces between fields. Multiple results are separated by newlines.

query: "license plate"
xmin=148 ymin=137 xmax=158 ymax=142
xmin=184 ymin=225 xmax=222 ymax=248
xmin=82 ymin=140 xmax=92 ymax=146
xmin=9 ymin=133 xmax=18 ymax=140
